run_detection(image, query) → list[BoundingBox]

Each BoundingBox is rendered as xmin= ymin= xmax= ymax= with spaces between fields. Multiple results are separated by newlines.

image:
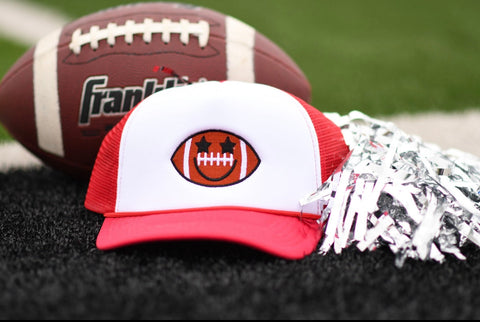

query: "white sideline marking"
xmin=384 ymin=109 xmax=480 ymax=158
xmin=0 ymin=142 xmax=43 ymax=172
xmin=0 ymin=0 xmax=69 ymax=46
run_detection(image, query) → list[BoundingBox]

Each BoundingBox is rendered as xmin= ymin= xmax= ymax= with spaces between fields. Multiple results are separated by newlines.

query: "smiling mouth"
xmin=194 ymin=153 xmax=238 ymax=182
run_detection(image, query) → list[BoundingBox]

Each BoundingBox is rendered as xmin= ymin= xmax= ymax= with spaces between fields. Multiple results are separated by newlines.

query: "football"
xmin=0 ymin=2 xmax=311 ymax=179
xmin=171 ymin=129 xmax=261 ymax=187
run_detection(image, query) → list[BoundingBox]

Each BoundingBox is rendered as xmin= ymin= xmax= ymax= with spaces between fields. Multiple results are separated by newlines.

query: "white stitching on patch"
xmin=69 ymin=18 xmax=210 ymax=54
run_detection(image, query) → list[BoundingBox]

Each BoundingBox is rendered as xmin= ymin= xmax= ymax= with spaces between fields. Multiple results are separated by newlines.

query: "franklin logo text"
xmin=79 ymin=75 xmax=206 ymax=125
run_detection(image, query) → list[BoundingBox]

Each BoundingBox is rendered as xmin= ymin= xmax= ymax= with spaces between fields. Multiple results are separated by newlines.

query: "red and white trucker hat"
xmin=85 ymin=81 xmax=349 ymax=259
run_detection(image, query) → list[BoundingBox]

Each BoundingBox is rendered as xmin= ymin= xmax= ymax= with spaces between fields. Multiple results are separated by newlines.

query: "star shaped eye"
xmin=195 ymin=136 xmax=211 ymax=153
xmin=220 ymin=137 xmax=236 ymax=154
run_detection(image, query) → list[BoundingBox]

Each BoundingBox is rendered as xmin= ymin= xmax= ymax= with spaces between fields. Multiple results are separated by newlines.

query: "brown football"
xmin=0 ymin=2 xmax=311 ymax=180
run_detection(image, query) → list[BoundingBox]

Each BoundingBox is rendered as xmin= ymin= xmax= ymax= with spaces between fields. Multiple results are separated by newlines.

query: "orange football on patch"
xmin=171 ymin=130 xmax=260 ymax=187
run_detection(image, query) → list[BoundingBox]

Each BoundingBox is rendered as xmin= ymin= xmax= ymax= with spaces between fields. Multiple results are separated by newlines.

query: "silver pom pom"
xmin=301 ymin=111 xmax=480 ymax=267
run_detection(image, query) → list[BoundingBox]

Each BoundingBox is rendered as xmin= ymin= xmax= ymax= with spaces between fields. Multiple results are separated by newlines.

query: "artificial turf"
xmin=2 ymin=167 xmax=480 ymax=319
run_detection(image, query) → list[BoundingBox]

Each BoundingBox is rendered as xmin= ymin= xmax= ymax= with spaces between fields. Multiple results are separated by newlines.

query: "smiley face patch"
xmin=171 ymin=130 xmax=260 ymax=187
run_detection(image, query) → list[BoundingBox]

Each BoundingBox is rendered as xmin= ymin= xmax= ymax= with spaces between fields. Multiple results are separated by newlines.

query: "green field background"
xmin=1 ymin=0 xmax=480 ymax=142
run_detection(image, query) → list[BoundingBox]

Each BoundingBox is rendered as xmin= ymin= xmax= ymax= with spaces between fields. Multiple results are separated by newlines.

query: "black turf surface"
xmin=1 ymin=167 xmax=480 ymax=319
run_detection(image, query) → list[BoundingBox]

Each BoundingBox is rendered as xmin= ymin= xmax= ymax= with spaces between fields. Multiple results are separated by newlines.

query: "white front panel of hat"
xmin=115 ymin=81 xmax=322 ymax=215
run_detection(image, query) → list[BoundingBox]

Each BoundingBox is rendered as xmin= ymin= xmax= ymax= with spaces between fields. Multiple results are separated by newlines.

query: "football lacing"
xmin=69 ymin=18 xmax=210 ymax=55
xmin=197 ymin=153 xmax=235 ymax=167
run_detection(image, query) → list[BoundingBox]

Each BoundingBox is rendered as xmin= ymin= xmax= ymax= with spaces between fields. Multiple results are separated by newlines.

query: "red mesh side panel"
xmin=292 ymin=95 xmax=350 ymax=183
xmin=84 ymin=110 xmax=134 ymax=214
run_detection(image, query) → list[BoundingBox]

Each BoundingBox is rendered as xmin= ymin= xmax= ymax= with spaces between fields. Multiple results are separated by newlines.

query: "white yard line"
xmin=0 ymin=0 xmax=479 ymax=173
xmin=385 ymin=109 xmax=480 ymax=158
xmin=0 ymin=0 xmax=69 ymax=46
xmin=0 ymin=142 xmax=43 ymax=171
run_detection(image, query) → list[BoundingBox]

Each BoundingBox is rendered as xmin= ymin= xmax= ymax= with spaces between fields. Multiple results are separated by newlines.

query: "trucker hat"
xmin=85 ymin=81 xmax=349 ymax=259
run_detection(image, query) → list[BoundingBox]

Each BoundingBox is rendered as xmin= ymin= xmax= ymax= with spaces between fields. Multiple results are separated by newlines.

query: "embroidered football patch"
xmin=171 ymin=130 xmax=260 ymax=187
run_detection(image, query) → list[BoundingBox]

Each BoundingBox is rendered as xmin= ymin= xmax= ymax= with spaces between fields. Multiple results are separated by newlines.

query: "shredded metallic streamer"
xmin=301 ymin=111 xmax=480 ymax=267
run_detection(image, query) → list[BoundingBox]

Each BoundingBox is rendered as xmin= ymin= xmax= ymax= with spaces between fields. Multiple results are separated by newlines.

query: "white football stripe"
xmin=239 ymin=140 xmax=247 ymax=180
xmin=183 ymin=138 xmax=192 ymax=179
xmin=225 ymin=16 xmax=255 ymax=83
xmin=34 ymin=28 xmax=64 ymax=157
